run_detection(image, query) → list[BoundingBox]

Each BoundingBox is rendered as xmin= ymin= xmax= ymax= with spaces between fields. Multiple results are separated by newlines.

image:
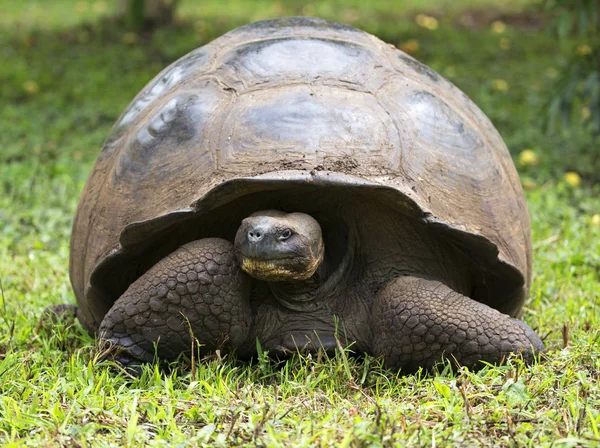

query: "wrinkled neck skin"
xmin=268 ymin=230 xmax=357 ymax=312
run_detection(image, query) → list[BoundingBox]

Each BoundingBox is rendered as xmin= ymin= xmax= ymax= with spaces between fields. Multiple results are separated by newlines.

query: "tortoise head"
xmin=234 ymin=210 xmax=324 ymax=282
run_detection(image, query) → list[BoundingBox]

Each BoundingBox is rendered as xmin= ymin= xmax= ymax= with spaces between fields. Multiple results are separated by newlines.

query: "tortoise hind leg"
xmin=98 ymin=238 xmax=253 ymax=368
xmin=370 ymin=276 xmax=543 ymax=372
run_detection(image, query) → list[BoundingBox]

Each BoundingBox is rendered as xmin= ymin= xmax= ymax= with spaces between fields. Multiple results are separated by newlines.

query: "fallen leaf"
xmin=398 ymin=39 xmax=420 ymax=54
xmin=23 ymin=80 xmax=40 ymax=95
xmin=576 ymin=44 xmax=592 ymax=56
xmin=564 ymin=172 xmax=581 ymax=187
xmin=492 ymin=79 xmax=509 ymax=92
xmin=499 ymin=38 xmax=511 ymax=50
xmin=519 ymin=149 xmax=539 ymax=167
xmin=491 ymin=20 xmax=506 ymax=34
xmin=416 ymin=14 xmax=439 ymax=30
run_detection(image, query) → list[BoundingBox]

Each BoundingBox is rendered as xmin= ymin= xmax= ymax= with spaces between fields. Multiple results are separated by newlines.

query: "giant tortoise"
xmin=61 ymin=17 xmax=543 ymax=371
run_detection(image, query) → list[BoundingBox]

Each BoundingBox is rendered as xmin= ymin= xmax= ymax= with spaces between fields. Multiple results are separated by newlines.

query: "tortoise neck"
xmin=268 ymin=227 xmax=358 ymax=312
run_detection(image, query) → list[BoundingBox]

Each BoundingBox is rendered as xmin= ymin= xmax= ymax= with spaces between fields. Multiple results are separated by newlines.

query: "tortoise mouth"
xmin=240 ymin=257 xmax=313 ymax=281
xmin=238 ymin=252 xmax=324 ymax=282
xmin=240 ymin=254 xmax=301 ymax=261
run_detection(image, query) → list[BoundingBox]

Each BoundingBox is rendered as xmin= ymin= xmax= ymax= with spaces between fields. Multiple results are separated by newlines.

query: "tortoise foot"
xmin=97 ymin=238 xmax=253 ymax=366
xmin=96 ymin=340 xmax=146 ymax=377
xmin=370 ymin=276 xmax=544 ymax=372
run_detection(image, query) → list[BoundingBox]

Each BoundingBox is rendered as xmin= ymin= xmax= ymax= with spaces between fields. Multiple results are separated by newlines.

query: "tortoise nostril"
xmin=248 ymin=229 xmax=263 ymax=243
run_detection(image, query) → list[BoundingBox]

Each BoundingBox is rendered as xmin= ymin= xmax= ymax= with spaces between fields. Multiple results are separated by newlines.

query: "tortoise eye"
xmin=279 ymin=229 xmax=293 ymax=241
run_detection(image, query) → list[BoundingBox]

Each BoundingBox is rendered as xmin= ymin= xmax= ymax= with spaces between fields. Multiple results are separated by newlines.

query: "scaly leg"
xmin=98 ymin=238 xmax=253 ymax=367
xmin=370 ymin=276 xmax=543 ymax=371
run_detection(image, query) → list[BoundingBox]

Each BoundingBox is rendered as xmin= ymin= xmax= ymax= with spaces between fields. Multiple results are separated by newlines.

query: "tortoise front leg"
xmin=98 ymin=238 xmax=253 ymax=368
xmin=370 ymin=276 xmax=543 ymax=371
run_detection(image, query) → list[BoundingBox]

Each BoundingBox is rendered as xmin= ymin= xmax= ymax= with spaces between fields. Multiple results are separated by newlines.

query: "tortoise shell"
xmin=70 ymin=17 xmax=531 ymax=333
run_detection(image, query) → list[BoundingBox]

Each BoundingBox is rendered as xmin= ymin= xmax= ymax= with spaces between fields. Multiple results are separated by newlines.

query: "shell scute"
xmin=111 ymin=48 xmax=212 ymax=142
xmin=217 ymin=37 xmax=387 ymax=92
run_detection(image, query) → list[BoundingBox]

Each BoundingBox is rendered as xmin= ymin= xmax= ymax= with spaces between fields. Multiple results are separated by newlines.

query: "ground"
xmin=0 ymin=0 xmax=599 ymax=446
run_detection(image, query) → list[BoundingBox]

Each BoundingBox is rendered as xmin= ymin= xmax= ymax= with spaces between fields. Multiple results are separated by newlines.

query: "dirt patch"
xmin=313 ymin=157 xmax=360 ymax=173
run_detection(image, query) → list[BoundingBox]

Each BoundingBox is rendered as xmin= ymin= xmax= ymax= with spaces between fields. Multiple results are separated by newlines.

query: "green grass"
xmin=1 ymin=0 xmax=599 ymax=446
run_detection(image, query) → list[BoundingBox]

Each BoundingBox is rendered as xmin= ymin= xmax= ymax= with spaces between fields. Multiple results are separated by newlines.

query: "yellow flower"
xmin=122 ymin=32 xmax=138 ymax=45
xmin=576 ymin=44 xmax=592 ymax=56
xmin=519 ymin=149 xmax=539 ymax=167
xmin=582 ymin=107 xmax=591 ymax=120
xmin=492 ymin=79 xmax=509 ymax=92
xmin=22 ymin=80 xmax=40 ymax=95
xmin=499 ymin=38 xmax=511 ymax=50
xmin=564 ymin=171 xmax=581 ymax=187
xmin=415 ymin=14 xmax=439 ymax=30
xmin=591 ymin=214 xmax=600 ymax=227
xmin=491 ymin=20 xmax=506 ymax=34
xmin=398 ymin=39 xmax=420 ymax=54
